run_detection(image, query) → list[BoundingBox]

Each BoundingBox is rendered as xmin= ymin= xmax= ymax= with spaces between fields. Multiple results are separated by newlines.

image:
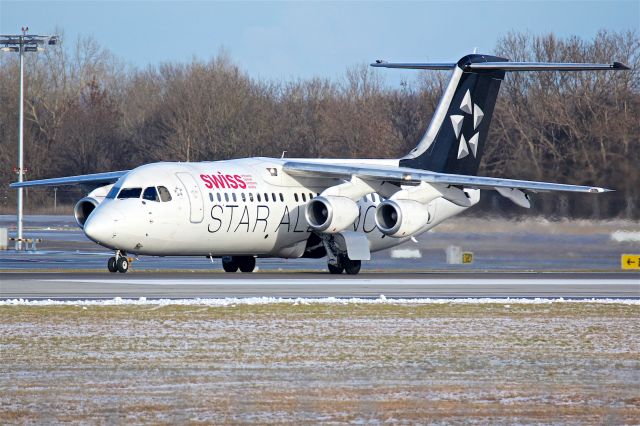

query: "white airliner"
xmin=11 ymin=54 xmax=628 ymax=274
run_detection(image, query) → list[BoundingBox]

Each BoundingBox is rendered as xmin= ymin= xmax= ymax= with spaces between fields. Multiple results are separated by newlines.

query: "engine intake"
xmin=305 ymin=196 xmax=359 ymax=233
xmin=74 ymin=197 xmax=99 ymax=229
xmin=375 ymin=199 xmax=430 ymax=238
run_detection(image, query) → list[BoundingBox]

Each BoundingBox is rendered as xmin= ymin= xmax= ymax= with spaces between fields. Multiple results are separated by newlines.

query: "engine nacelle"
xmin=74 ymin=197 xmax=100 ymax=229
xmin=73 ymin=184 xmax=114 ymax=229
xmin=375 ymin=199 xmax=431 ymax=238
xmin=305 ymin=196 xmax=359 ymax=233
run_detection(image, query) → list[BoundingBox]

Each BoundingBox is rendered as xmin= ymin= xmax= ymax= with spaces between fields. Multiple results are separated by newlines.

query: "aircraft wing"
xmin=282 ymin=161 xmax=611 ymax=194
xmin=9 ymin=170 xmax=128 ymax=188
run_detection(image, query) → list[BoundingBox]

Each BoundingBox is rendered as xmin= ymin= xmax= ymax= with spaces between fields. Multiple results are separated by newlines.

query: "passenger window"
xmin=209 ymin=193 xmax=213 ymax=202
xmin=272 ymin=193 xmax=276 ymax=202
xmin=241 ymin=193 xmax=246 ymax=202
xmin=232 ymin=193 xmax=237 ymax=202
xmin=257 ymin=193 xmax=261 ymax=202
xmin=279 ymin=193 xmax=284 ymax=202
xmin=249 ymin=193 xmax=254 ymax=202
xmin=294 ymin=193 xmax=299 ymax=202
xmin=301 ymin=193 xmax=306 ymax=202
xmin=224 ymin=193 xmax=229 ymax=202
xmin=157 ymin=186 xmax=172 ymax=202
xmin=309 ymin=193 xmax=314 ymax=200
xmin=217 ymin=193 xmax=222 ymax=202
xmin=118 ymin=188 xmax=142 ymax=199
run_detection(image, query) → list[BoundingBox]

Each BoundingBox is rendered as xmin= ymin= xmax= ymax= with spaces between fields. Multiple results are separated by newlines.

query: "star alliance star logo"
xmin=450 ymin=89 xmax=484 ymax=159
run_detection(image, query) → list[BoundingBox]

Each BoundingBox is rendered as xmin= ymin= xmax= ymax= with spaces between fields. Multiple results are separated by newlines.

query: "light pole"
xmin=1 ymin=27 xmax=57 ymax=250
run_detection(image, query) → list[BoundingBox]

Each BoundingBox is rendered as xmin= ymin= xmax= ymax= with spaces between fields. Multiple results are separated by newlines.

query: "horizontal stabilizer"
xmin=371 ymin=60 xmax=629 ymax=72
xmin=371 ymin=61 xmax=456 ymax=70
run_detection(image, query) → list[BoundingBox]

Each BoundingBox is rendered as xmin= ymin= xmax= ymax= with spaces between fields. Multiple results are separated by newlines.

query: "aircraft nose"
xmin=83 ymin=204 xmax=123 ymax=245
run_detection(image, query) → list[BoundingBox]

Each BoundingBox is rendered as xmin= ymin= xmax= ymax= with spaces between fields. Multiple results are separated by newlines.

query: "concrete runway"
xmin=1 ymin=271 xmax=638 ymax=299
xmin=1 ymin=215 xmax=638 ymax=300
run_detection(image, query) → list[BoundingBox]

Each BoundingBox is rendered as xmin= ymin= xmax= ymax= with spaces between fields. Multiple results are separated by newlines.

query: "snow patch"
xmin=611 ymin=231 xmax=640 ymax=242
xmin=390 ymin=249 xmax=422 ymax=259
xmin=1 ymin=296 xmax=638 ymax=307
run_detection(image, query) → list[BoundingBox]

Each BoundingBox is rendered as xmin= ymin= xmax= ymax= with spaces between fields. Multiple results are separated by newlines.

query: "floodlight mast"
xmin=0 ymin=27 xmax=57 ymax=250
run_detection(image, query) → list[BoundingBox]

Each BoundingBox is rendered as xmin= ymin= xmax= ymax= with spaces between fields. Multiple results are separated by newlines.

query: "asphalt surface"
xmin=1 ymin=215 xmax=638 ymax=299
xmin=1 ymin=271 xmax=638 ymax=299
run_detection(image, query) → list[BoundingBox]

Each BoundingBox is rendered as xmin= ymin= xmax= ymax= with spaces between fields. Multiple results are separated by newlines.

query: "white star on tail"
xmin=452 ymin=90 xmax=483 ymax=159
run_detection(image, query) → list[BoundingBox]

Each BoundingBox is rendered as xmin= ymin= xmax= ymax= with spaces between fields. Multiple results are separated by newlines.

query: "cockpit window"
xmin=143 ymin=187 xmax=159 ymax=202
xmin=117 ymin=188 xmax=142 ymax=199
xmin=158 ymin=186 xmax=172 ymax=202
xmin=106 ymin=185 xmax=121 ymax=199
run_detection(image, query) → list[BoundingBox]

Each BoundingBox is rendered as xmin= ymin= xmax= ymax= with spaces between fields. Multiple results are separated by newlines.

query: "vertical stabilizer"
xmin=398 ymin=54 xmax=507 ymax=175
xmin=372 ymin=54 xmax=627 ymax=176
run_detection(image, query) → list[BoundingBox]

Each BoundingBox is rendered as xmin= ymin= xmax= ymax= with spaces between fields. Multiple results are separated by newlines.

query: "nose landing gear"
xmin=108 ymin=251 xmax=130 ymax=273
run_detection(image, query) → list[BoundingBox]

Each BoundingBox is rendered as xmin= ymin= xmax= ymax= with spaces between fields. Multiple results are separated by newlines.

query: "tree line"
xmin=0 ymin=30 xmax=637 ymax=218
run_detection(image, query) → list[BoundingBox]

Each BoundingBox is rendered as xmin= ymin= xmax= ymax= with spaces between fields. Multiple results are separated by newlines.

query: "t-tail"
xmin=372 ymin=54 xmax=629 ymax=175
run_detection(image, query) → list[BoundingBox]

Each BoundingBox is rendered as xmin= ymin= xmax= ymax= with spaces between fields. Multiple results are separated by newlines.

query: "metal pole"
xmin=16 ymin=30 xmax=25 ymax=251
xmin=53 ymin=187 xmax=57 ymax=211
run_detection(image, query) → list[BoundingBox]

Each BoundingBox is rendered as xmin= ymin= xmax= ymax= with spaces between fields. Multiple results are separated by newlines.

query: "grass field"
xmin=1 ymin=302 xmax=638 ymax=424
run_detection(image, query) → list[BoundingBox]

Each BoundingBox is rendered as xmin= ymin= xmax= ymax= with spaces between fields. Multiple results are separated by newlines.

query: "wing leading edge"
xmin=282 ymin=161 xmax=611 ymax=194
xmin=9 ymin=170 xmax=129 ymax=188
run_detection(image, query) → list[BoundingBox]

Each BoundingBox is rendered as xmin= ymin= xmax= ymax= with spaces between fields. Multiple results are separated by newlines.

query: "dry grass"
xmin=1 ymin=303 xmax=639 ymax=424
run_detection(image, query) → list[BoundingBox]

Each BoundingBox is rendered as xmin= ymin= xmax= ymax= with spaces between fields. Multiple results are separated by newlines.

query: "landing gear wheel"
xmin=238 ymin=256 xmax=256 ymax=273
xmin=328 ymin=263 xmax=344 ymax=274
xmin=116 ymin=256 xmax=129 ymax=273
xmin=107 ymin=257 xmax=117 ymax=273
xmin=343 ymin=259 xmax=361 ymax=275
xmin=222 ymin=256 xmax=238 ymax=273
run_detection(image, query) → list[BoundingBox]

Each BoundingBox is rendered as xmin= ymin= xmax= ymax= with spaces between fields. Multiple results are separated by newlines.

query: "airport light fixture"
xmin=1 ymin=27 xmax=58 ymax=250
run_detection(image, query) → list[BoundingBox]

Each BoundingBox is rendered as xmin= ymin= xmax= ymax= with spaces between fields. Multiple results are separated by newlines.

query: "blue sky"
xmin=1 ymin=1 xmax=638 ymax=85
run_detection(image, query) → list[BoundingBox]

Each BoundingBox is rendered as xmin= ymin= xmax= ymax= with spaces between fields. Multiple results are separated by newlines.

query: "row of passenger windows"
xmin=208 ymin=191 xmax=382 ymax=203
xmin=208 ymin=192 xmax=318 ymax=203
xmin=106 ymin=186 xmax=172 ymax=202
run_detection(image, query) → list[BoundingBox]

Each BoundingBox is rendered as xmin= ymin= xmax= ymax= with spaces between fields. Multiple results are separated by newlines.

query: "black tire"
xmin=327 ymin=263 xmax=344 ymax=274
xmin=107 ymin=257 xmax=117 ymax=273
xmin=222 ymin=256 xmax=238 ymax=273
xmin=116 ymin=256 xmax=129 ymax=273
xmin=344 ymin=259 xmax=361 ymax=275
xmin=238 ymin=256 xmax=256 ymax=273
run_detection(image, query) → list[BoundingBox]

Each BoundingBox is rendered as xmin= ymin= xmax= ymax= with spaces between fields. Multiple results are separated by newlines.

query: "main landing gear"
xmin=108 ymin=251 xmax=130 ymax=273
xmin=222 ymin=256 xmax=256 ymax=273
xmin=327 ymin=254 xmax=361 ymax=275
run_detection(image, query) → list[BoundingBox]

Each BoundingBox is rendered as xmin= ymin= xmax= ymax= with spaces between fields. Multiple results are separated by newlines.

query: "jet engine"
xmin=305 ymin=196 xmax=359 ymax=233
xmin=375 ymin=199 xmax=431 ymax=238
xmin=73 ymin=184 xmax=114 ymax=228
xmin=74 ymin=197 xmax=100 ymax=228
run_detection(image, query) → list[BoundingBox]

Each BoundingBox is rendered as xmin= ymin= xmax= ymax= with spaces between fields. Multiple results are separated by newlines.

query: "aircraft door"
xmin=176 ymin=172 xmax=204 ymax=223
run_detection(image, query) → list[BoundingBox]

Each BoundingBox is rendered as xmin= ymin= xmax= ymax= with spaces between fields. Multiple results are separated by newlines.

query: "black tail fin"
xmin=372 ymin=54 xmax=627 ymax=175
xmin=399 ymin=54 xmax=507 ymax=175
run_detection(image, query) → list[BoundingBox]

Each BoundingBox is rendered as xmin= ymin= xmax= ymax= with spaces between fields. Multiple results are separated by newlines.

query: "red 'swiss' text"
xmin=200 ymin=172 xmax=248 ymax=190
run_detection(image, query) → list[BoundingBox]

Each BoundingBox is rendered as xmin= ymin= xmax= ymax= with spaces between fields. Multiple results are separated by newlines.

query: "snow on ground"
xmin=1 ymin=302 xmax=638 ymax=423
xmin=1 ymin=296 xmax=639 ymax=306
